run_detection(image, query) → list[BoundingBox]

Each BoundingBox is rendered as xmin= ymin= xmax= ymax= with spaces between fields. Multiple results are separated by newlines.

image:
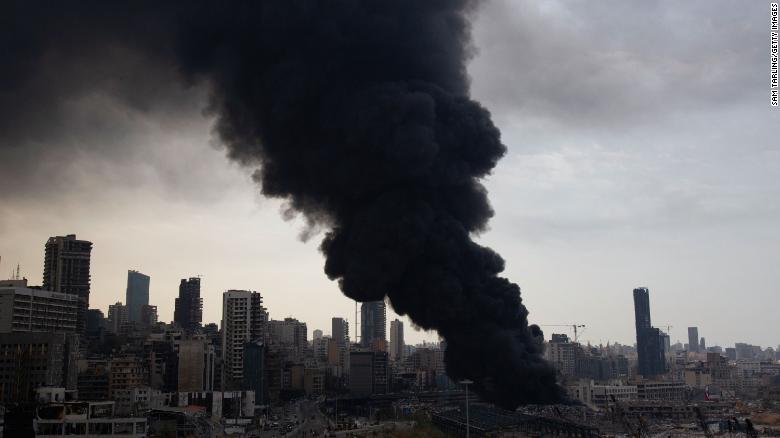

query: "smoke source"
xmin=2 ymin=0 xmax=565 ymax=407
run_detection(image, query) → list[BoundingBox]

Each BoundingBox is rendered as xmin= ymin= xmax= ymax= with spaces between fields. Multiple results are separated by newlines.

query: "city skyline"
xmin=0 ymin=232 xmax=777 ymax=349
xmin=1 ymin=0 xmax=778 ymax=350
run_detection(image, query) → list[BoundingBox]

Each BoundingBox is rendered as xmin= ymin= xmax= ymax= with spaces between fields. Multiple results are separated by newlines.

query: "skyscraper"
xmin=125 ymin=270 xmax=150 ymax=323
xmin=332 ymin=317 xmax=349 ymax=346
xmin=360 ymin=301 xmax=386 ymax=349
xmin=331 ymin=317 xmax=350 ymax=374
xmin=633 ymin=287 xmax=665 ymax=377
xmin=688 ymin=327 xmax=699 ymax=353
xmin=174 ymin=277 xmax=202 ymax=331
xmin=43 ymin=234 xmax=92 ymax=335
xmin=221 ymin=290 xmax=268 ymax=390
xmin=390 ymin=319 xmax=404 ymax=361
xmin=633 ymin=287 xmax=651 ymax=332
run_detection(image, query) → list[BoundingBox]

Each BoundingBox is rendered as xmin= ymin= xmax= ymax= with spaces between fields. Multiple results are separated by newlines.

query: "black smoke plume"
xmin=2 ymin=1 xmax=565 ymax=407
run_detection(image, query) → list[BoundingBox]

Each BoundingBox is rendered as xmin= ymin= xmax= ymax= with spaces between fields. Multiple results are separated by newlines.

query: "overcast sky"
xmin=0 ymin=0 xmax=777 ymax=348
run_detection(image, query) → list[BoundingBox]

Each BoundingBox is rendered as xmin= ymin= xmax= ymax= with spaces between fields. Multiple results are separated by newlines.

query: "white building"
xmin=568 ymin=380 xmax=638 ymax=409
xmin=0 ymin=279 xmax=79 ymax=333
xmin=221 ymin=290 xmax=268 ymax=390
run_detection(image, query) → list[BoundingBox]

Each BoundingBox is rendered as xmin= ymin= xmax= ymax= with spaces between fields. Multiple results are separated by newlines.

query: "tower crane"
xmin=540 ymin=324 xmax=586 ymax=343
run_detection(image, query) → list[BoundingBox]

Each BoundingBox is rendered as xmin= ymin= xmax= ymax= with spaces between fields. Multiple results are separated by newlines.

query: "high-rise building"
xmin=390 ymin=319 xmax=404 ymax=361
xmin=331 ymin=317 xmax=350 ymax=375
xmin=0 ymin=278 xmax=79 ymax=333
xmin=107 ymin=302 xmax=129 ymax=334
xmin=313 ymin=329 xmax=323 ymax=340
xmin=633 ymin=287 xmax=665 ymax=377
xmin=221 ymin=290 xmax=268 ymax=390
xmin=546 ymin=334 xmax=579 ymax=377
xmin=125 ymin=270 xmax=150 ymax=323
xmin=699 ymin=337 xmax=706 ymax=351
xmin=360 ymin=301 xmax=386 ymax=348
xmin=688 ymin=327 xmax=699 ymax=353
xmin=174 ymin=277 xmax=202 ymax=331
xmin=332 ymin=317 xmax=349 ymax=346
xmin=43 ymin=234 xmax=92 ymax=335
xmin=633 ymin=287 xmax=651 ymax=332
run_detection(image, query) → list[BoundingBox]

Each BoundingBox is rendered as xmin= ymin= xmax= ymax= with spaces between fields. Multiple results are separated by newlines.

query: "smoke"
xmin=1 ymin=1 xmax=565 ymax=406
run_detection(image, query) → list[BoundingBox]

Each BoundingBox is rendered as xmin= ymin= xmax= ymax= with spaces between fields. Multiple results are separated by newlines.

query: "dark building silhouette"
xmin=332 ymin=317 xmax=349 ymax=346
xmin=244 ymin=341 xmax=265 ymax=404
xmin=360 ymin=301 xmax=386 ymax=348
xmin=125 ymin=270 xmax=150 ymax=323
xmin=85 ymin=309 xmax=105 ymax=338
xmin=174 ymin=277 xmax=202 ymax=331
xmin=43 ymin=234 xmax=92 ymax=335
xmin=688 ymin=327 xmax=700 ymax=352
xmin=633 ymin=287 xmax=665 ymax=377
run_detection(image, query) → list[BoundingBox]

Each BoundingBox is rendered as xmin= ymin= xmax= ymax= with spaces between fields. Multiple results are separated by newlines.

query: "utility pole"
xmin=460 ymin=379 xmax=473 ymax=438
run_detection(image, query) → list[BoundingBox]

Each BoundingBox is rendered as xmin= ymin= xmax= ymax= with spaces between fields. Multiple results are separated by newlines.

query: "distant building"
xmin=266 ymin=318 xmax=307 ymax=352
xmin=108 ymin=355 xmax=149 ymax=414
xmin=178 ymin=339 xmax=215 ymax=392
xmin=243 ymin=341 xmax=265 ymax=405
xmin=349 ymin=350 xmax=387 ymax=396
xmin=107 ymin=302 xmax=129 ymax=334
xmin=699 ymin=337 xmax=706 ymax=351
xmin=43 ymin=234 xmax=92 ymax=334
xmin=77 ymin=358 xmax=110 ymax=401
xmin=0 ymin=279 xmax=79 ymax=333
xmin=735 ymin=342 xmax=761 ymax=360
xmin=688 ymin=327 xmax=699 ymax=353
xmin=360 ymin=301 xmax=386 ymax=348
xmin=390 ymin=319 xmax=404 ymax=361
xmin=546 ymin=334 xmax=579 ymax=378
xmin=174 ymin=277 xmax=202 ymax=331
xmin=636 ymin=381 xmax=686 ymax=401
xmin=140 ymin=304 xmax=158 ymax=329
xmin=312 ymin=329 xmax=323 ymax=340
xmin=221 ymin=290 xmax=268 ymax=390
xmin=85 ymin=309 xmax=105 ymax=337
xmin=0 ymin=332 xmax=79 ymax=403
xmin=125 ymin=270 xmax=150 ymax=324
xmin=330 ymin=317 xmax=350 ymax=374
xmin=633 ymin=288 xmax=665 ymax=377
xmin=331 ymin=317 xmax=349 ymax=346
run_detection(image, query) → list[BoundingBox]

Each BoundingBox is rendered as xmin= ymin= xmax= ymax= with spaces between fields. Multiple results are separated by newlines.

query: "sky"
xmin=0 ymin=0 xmax=778 ymax=348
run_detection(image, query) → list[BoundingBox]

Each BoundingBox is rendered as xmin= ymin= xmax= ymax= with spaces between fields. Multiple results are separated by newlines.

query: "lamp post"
xmin=459 ymin=379 xmax=473 ymax=438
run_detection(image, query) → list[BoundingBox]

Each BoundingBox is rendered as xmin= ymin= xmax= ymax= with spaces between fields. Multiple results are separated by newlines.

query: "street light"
xmin=459 ymin=379 xmax=473 ymax=438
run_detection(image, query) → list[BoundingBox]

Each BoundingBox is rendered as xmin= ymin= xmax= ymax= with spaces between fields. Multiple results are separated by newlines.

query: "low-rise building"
xmin=636 ymin=381 xmax=687 ymax=401
xmin=34 ymin=400 xmax=146 ymax=437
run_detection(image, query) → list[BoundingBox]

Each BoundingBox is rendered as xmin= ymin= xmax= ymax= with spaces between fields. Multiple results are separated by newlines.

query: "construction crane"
xmin=540 ymin=324 xmax=586 ymax=343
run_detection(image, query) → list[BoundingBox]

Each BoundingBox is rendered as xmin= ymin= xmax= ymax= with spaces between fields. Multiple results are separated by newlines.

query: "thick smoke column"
xmin=2 ymin=0 xmax=565 ymax=407
xmin=178 ymin=1 xmax=565 ymax=407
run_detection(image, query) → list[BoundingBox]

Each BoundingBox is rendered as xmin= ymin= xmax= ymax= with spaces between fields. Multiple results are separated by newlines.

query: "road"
xmin=258 ymin=399 xmax=328 ymax=438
